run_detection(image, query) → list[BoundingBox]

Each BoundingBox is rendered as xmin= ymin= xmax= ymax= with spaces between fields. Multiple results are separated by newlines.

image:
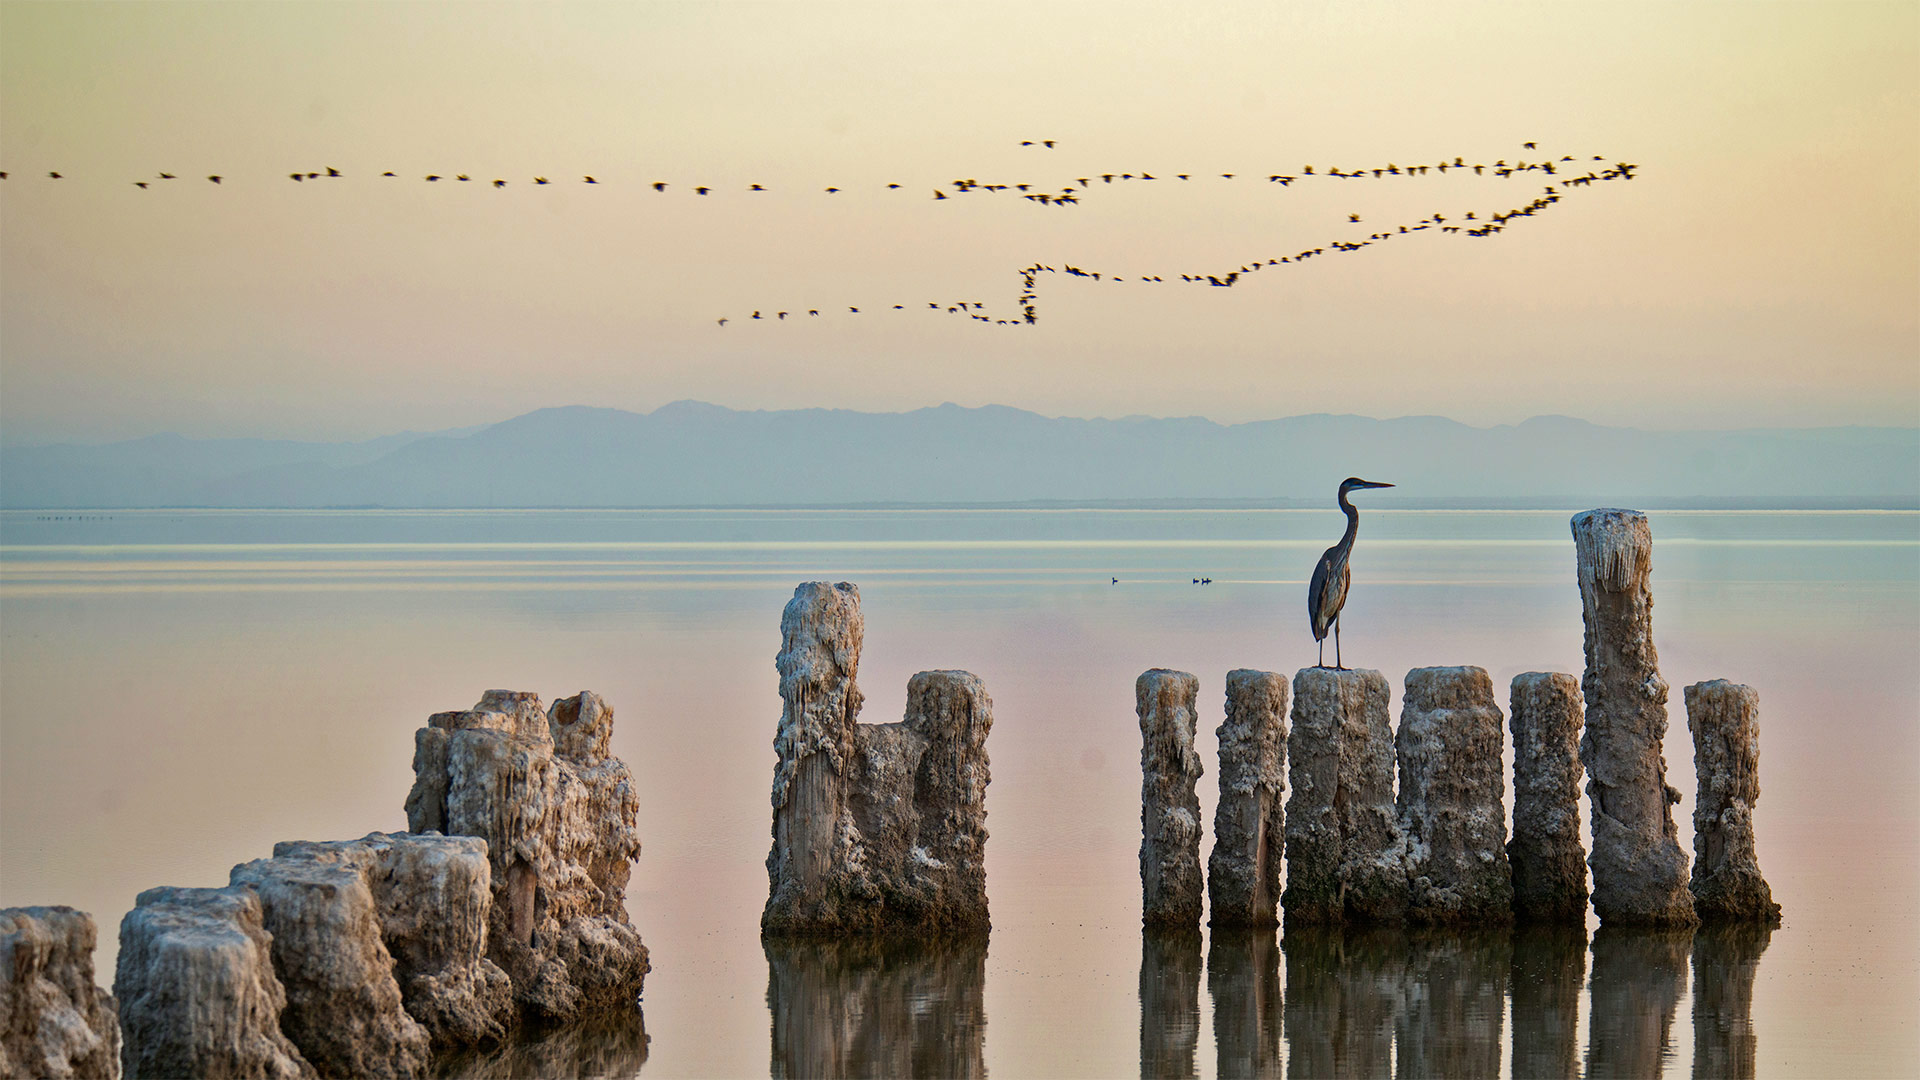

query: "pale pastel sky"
xmin=1 ymin=1 xmax=1914 ymax=444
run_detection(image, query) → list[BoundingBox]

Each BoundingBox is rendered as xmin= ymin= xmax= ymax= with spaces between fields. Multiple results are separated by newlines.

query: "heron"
xmin=1308 ymin=477 xmax=1394 ymax=669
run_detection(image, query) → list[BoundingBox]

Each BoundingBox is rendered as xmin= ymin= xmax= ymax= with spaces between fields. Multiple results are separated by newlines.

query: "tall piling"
xmin=1686 ymin=680 xmax=1780 ymax=923
xmin=1283 ymin=668 xmax=1406 ymax=926
xmin=1208 ymin=670 xmax=1288 ymax=928
xmin=1572 ymin=509 xmax=1697 ymax=927
xmin=1397 ymin=666 xmax=1513 ymax=924
xmin=1508 ymin=672 xmax=1590 ymax=922
xmin=1138 ymin=670 xmax=1205 ymax=929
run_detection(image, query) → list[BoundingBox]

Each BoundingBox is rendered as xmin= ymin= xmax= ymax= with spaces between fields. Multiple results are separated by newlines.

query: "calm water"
xmin=2 ymin=507 xmax=1915 ymax=1077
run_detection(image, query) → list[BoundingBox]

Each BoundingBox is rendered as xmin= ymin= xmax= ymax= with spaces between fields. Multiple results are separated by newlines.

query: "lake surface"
xmin=2 ymin=507 xmax=1915 ymax=1077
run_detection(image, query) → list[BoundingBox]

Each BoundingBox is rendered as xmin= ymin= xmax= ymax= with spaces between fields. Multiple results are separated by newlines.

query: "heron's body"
xmin=1307 ymin=477 xmax=1392 ymax=668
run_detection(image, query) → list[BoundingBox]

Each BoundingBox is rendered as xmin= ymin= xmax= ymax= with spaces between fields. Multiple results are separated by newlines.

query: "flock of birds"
xmin=3 ymin=140 xmax=1637 ymax=329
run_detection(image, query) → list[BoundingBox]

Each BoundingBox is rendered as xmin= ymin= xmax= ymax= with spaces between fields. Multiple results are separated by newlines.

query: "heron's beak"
xmin=1358 ymin=480 xmax=1395 ymax=489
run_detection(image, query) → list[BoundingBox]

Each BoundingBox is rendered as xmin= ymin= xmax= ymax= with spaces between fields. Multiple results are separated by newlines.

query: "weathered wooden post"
xmin=1572 ymin=509 xmax=1696 ymax=927
xmin=1138 ymin=670 xmax=1204 ymax=929
xmin=1207 ymin=669 xmax=1287 ymax=928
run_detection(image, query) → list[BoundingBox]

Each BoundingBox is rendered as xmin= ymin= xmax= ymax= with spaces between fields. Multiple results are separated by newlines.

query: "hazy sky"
xmin=1 ymin=1 xmax=1914 ymax=443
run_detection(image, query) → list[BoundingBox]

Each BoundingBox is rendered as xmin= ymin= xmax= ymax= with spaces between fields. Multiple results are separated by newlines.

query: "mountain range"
xmin=2 ymin=402 xmax=1913 ymax=508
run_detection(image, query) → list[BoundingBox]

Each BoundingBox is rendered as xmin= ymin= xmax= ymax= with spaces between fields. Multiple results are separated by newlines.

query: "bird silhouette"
xmin=382 ymin=171 xmax=396 ymax=177
xmin=326 ymin=167 xmax=341 ymax=177
xmin=48 ymin=171 xmax=62 ymax=179
xmin=652 ymin=182 xmax=667 ymax=192
xmin=134 ymin=181 xmax=148 ymax=189
xmin=584 ymin=176 xmax=597 ymax=183
xmin=695 ymin=186 xmax=711 ymax=195
xmin=534 ymin=177 xmax=549 ymax=185
xmin=1310 ymin=477 xmax=1394 ymax=669
xmin=206 ymin=175 xmax=220 ymax=183
xmin=717 ymin=318 xmax=728 ymax=327
xmin=493 ymin=179 xmax=507 ymax=188
xmin=158 ymin=173 xmax=175 ymax=180
xmin=426 ymin=175 xmax=441 ymax=181
xmin=457 ymin=175 xmax=471 ymax=182
xmin=290 ymin=173 xmax=304 ymax=181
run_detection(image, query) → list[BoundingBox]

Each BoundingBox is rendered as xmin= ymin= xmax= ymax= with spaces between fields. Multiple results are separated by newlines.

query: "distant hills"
xmin=2 ymin=402 xmax=1914 ymax=508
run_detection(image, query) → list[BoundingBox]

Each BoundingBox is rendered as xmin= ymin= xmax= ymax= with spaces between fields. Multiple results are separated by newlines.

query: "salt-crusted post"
xmin=1138 ymin=670 xmax=1204 ymax=929
xmin=1573 ymin=509 xmax=1697 ymax=927
xmin=1283 ymin=668 xmax=1405 ymax=925
xmin=1208 ymin=670 xmax=1288 ymax=929
xmin=1 ymin=906 xmax=123 ymax=1080
xmin=765 ymin=582 xmax=866 ymax=931
xmin=1397 ymin=666 xmax=1513 ymax=924
xmin=1508 ymin=672 xmax=1590 ymax=922
xmin=1686 ymin=681 xmax=1781 ymax=923
xmin=114 ymin=887 xmax=313 ymax=1080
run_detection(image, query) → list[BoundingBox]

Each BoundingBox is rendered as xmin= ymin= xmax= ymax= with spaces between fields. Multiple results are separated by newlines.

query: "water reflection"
xmin=1207 ymin=928 xmax=1283 ymax=1078
xmin=1282 ymin=927 xmax=1406 ymax=1079
xmin=430 ymin=1008 xmax=649 ymax=1079
xmin=1510 ymin=925 xmax=1586 ymax=1079
xmin=1585 ymin=927 xmax=1691 ymax=1079
xmin=1692 ymin=923 xmax=1773 ymax=1080
xmin=1141 ymin=927 xmax=1204 ymax=1079
xmin=763 ymin=934 xmax=986 ymax=1079
xmin=1397 ymin=929 xmax=1508 ymax=1079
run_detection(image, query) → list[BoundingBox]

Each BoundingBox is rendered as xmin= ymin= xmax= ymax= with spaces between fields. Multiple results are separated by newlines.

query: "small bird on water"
xmin=1308 ymin=477 xmax=1394 ymax=669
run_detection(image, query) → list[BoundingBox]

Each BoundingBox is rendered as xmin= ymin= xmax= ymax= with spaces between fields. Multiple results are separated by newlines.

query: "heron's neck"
xmin=1337 ymin=489 xmax=1360 ymax=549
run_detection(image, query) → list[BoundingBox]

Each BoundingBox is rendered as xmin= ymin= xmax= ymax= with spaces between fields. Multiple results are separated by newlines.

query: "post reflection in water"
xmin=1396 ymin=929 xmax=1509 ymax=1079
xmin=1585 ymin=926 xmax=1692 ymax=1079
xmin=1206 ymin=928 xmax=1283 ymax=1079
xmin=1281 ymin=927 xmax=1406 ymax=1079
xmin=429 ymin=1008 xmax=649 ymax=1079
xmin=1692 ymin=923 xmax=1773 ymax=1080
xmin=763 ymin=934 xmax=987 ymax=1080
xmin=1141 ymin=927 xmax=1204 ymax=1080
xmin=1509 ymin=925 xmax=1587 ymax=1080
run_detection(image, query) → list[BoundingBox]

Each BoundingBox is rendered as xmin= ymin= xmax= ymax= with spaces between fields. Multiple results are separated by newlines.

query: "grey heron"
xmin=1308 ymin=477 xmax=1394 ymax=669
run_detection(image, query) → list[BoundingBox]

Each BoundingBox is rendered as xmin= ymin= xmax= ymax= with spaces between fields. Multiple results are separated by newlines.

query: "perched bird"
xmin=1307 ymin=477 xmax=1394 ymax=669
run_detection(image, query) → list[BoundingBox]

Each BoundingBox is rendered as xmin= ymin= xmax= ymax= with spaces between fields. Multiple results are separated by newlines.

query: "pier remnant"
xmin=1397 ymin=666 xmax=1513 ymax=924
xmin=405 ymin=689 xmax=651 ymax=1019
xmin=1573 ymin=509 xmax=1697 ymax=927
xmin=1139 ymin=669 xmax=1205 ymax=929
xmin=1 ymin=906 xmax=122 ymax=1080
xmin=763 ymin=582 xmax=994 ymax=933
xmin=115 ymin=886 xmax=313 ymax=1080
xmin=1283 ymin=668 xmax=1406 ymax=925
xmin=1508 ymin=672 xmax=1590 ymax=922
xmin=1207 ymin=670 xmax=1288 ymax=929
xmin=1686 ymin=681 xmax=1781 ymax=923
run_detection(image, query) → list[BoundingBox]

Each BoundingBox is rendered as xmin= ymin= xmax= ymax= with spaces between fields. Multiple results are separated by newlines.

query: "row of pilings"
xmin=1140 ymin=508 xmax=1780 ymax=930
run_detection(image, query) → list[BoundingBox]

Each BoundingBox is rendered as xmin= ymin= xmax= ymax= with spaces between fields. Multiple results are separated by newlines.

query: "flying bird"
xmin=206 ymin=175 xmax=221 ymax=183
xmin=534 ymin=177 xmax=549 ymax=185
xmin=1308 ymin=477 xmax=1394 ymax=670
xmin=48 ymin=171 xmax=63 ymax=179
xmin=326 ymin=167 xmax=340 ymax=177
xmin=493 ymin=179 xmax=507 ymax=188
xmin=584 ymin=176 xmax=597 ymax=183
xmin=652 ymin=182 xmax=667 ymax=191
xmin=158 ymin=173 xmax=175 ymax=179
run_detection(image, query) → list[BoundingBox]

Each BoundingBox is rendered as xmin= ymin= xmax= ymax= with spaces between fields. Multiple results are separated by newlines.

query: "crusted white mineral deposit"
xmin=1397 ymin=666 xmax=1513 ymax=924
xmin=404 ymin=690 xmax=650 ymax=1020
xmin=1207 ymin=670 xmax=1288 ymax=929
xmin=1283 ymin=667 xmax=1407 ymax=925
xmin=114 ymin=886 xmax=313 ymax=1080
xmin=1 ymin=906 xmax=122 ymax=1080
xmin=1138 ymin=669 xmax=1205 ymax=929
xmin=1573 ymin=509 xmax=1697 ymax=927
xmin=1686 ymin=680 xmax=1780 ymax=923
xmin=1508 ymin=672 xmax=1590 ymax=922
xmin=763 ymin=583 xmax=994 ymax=933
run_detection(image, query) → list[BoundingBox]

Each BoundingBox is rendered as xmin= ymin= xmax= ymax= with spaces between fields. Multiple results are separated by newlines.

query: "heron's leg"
xmin=1334 ymin=616 xmax=1344 ymax=670
xmin=1317 ymin=637 xmax=1325 ymax=668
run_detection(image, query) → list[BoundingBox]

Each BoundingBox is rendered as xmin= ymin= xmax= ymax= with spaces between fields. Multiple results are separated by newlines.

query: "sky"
xmin=0 ymin=1 xmax=1915 ymax=444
